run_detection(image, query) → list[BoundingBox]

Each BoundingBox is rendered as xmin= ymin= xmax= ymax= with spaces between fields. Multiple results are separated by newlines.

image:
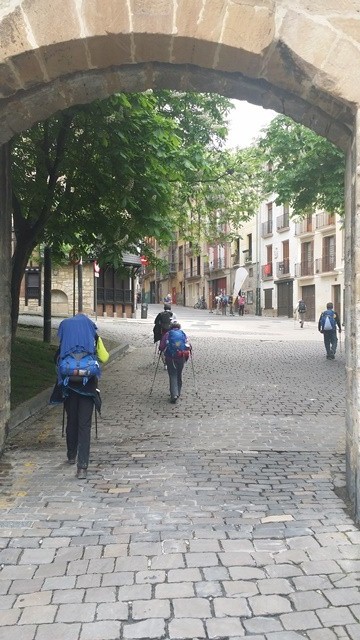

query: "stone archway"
xmin=1 ymin=0 xmax=360 ymax=517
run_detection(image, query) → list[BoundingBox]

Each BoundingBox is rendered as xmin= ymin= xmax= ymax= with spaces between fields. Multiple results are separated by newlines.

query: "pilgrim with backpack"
xmin=318 ymin=302 xmax=341 ymax=359
xmin=159 ymin=321 xmax=191 ymax=404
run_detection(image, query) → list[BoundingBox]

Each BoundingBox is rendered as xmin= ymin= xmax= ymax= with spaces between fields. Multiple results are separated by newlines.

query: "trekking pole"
xmin=189 ymin=351 xmax=198 ymax=396
xmin=339 ymin=329 xmax=342 ymax=354
xmin=62 ymin=404 xmax=65 ymax=437
xmin=153 ymin=342 xmax=158 ymax=364
xmin=95 ymin=409 xmax=98 ymax=439
xmin=149 ymin=351 xmax=162 ymax=396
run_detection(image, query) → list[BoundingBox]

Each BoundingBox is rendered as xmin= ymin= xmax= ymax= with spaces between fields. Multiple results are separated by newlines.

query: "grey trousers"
xmin=165 ymin=357 xmax=185 ymax=400
xmin=65 ymin=391 xmax=94 ymax=469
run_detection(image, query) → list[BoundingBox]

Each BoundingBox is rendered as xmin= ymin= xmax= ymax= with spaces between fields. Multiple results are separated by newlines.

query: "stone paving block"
xmin=101 ymin=571 xmax=134 ymax=587
xmin=173 ymin=597 xmax=211 ymax=618
xmin=218 ymin=551 xmax=255 ymax=566
xmin=76 ymin=574 xmax=102 ymax=588
xmin=0 ymin=549 xmax=21 ymax=564
xmin=9 ymin=577 xmax=44 ymax=594
xmin=0 ymin=595 xmax=16 ymax=610
xmin=0 ymin=564 xmax=36 ymax=580
xmin=168 ymin=568 xmax=202 ymax=582
xmin=185 ymin=552 xmax=218 ymax=567
xmin=203 ymin=566 xmax=230 ymax=581
xmin=80 ymin=620 xmax=121 ymax=640
xmin=129 ymin=542 xmax=162 ymax=556
xmin=34 ymin=561 xmax=68 ymax=578
xmin=316 ymin=606 xmax=356 ymax=626
xmin=266 ymin=632 xmax=313 ymax=640
xmin=103 ymin=543 xmax=128 ymax=558
xmin=132 ymin=598 xmax=170 ymax=619
xmin=223 ymin=580 xmax=258 ymax=597
xmin=151 ymin=554 xmax=185 ymax=570
xmin=15 ymin=590 xmax=52 ymax=608
xmin=84 ymin=586 xmax=116 ymax=602
xmin=96 ymin=601 xmax=128 ymax=620
xmin=229 ymin=566 xmax=265 ymax=580
xmin=195 ymin=580 xmax=222 ymax=597
xmin=67 ymin=559 xmax=89 ymax=576
xmin=117 ymin=584 xmax=151 ymax=601
xmin=307 ymin=630 xmax=338 ymax=640
xmin=221 ymin=539 xmax=255 ymax=552
xmin=265 ymin=564 xmax=303 ymax=579
xmin=87 ymin=557 xmax=115 ymax=574
xmin=0 ymin=608 xmax=21 ymax=625
xmin=213 ymin=596 xmax=251 ymax=617
xmin=0 ymin=625 xmax=37 ymax=640
xmin=280 ymin=611 xmax=322 ymax=630
xmin=301 ymin=560 xmax=342 ymax=575
xmin=162 ymin=539 xmax=187 ymax=553
xmin=289 ymin=590 xmax=328 ymax=611
xmin=249 ymin=594 xmax=292 ymax=616
xmin=41 ymin=536 xmax=71 ymax=548
xmin=168 ymin=617 xmax=206 ymax=638
xmin=122 ymin=619 xmax=166 ymax=638
xmin=57 ymin=602 xmax=96 ymax=622
xmin=292 ymin=575 xmax=333 ymax=591
xmin=323 ymin=588 xmax=360 ymax=606
xmin=257 ymin=578 xmax=294 ymax=595
xmin=206 ymin=617 xmax=245 ymax=638
xmin=243 ymin=616 xmax=283 ymax=634
xmin=351 ymin=604 xmax=360 ymax=620
xmin=52 ymin=588 xmax=85 ymax=604
xmin=347 ymin=624 xmax=360 ymax=640
xmin=115 ymin=556 xmax=149 ymax=571
xmin=18 ymin=604 xmax=57 ymax=624
xmin=43 ymin=576 xmax=76 ymax=590
xmin=135 ymin=570 xmax=166 ymax=584
xmin=155 ymin=582 xmax=195 ymax=599
xmin=189 ymin=539 xmax=221 ymax=552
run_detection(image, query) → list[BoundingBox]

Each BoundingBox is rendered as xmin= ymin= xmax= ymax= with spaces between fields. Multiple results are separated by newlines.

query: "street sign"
xmin=140 ymin=256 xmax=148 ymax=266
xmin=94 ymin=261 xmax=100 ymax=278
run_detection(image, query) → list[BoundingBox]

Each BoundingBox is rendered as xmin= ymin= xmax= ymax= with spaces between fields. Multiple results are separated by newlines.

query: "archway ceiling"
xmin=0 ymin=0 xmax=359 ymax=149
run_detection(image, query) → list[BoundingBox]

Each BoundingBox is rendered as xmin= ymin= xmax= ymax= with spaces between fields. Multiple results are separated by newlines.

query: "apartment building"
xmin=142 ymin=201 xmax=344 ymax=322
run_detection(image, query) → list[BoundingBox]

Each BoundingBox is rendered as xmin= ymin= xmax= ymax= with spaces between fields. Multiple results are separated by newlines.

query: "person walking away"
xmin=228 ymin=295 xmax=234 ymax=316
xmin=153 ymin=304 xmax=176 ymax=343
xmin=159 ymin=322 xmax=191 ymax=403
xmin=222 ymin=293 xmax=228 ymax=316
xmin=238 ymin=293 xmax=245 ymax=316
xmin=318 ymin=302 xmax=341 ymax=359
xmin=295 ymin=299 xmax=307 ymax=327
xmin=215 ymin=294 xmax=221 ymax=314
xmin=52 ymin=312 xmax=103 ymax=479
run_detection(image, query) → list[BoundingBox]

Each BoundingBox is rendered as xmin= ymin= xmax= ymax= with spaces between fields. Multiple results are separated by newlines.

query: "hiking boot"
xmin=76 ymin=468 xmax=87 ymax=479
xmin=170 ymin=396 xmax=178 ymax=404
xmin=67 ymin=457 xmax=76 ymax=465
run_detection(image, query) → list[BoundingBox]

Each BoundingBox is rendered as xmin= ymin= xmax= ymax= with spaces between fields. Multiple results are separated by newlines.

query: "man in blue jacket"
xmin=318 ymin=302 xmax=341 ymax=359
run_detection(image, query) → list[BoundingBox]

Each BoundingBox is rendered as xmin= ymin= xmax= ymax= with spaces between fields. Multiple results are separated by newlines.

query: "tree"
xmin=258 ymin=115 xmax=345 ymax=216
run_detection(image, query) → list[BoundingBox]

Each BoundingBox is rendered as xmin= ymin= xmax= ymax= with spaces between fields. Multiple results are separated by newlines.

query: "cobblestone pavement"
xmin=0 ymin=307 xmax=357 ymax=640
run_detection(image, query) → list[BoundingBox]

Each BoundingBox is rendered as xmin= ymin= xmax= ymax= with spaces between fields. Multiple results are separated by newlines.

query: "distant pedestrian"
xmin=153 ymin=304 xmax=176 ymax=344
xmin=159 ymin=322 xmax=191 ymax=404
xmin=164 ymin=293 xmax=172 ymax=304
xmin=238 ymin=293 xmax=245 ymax=316
xmin=215 ymin=294 xmax=221 ymax=315
xmin=228 ymin=295 xmax=234 ymax=316
xmin=318 ymin=302 xmax=341 ymax=359
xmin=295 ymin=299 xmax=307 ymax=328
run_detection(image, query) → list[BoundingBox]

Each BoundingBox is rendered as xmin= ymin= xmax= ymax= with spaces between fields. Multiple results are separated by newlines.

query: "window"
xmin=246 ymin=290 xmax=253 ymax=304
xmin=264 ymin=288 xmax=273 ymax=309
xmin=178 ymin=246 xmax=184 ymax=271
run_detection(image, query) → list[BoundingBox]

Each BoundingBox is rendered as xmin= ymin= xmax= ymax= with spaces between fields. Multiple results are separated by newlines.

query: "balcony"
xmin=232 ymin=253 xmax=240 ymax=267
xmin=295 ymin=219 xmax=314 ymax=236
xmin=315 ymin=255 xmax=336 ymax=274
xmin=168 ymin=262 xmax=177 ymax=274
xmin=212 ymin=257 xmax=227 ymax=271
xmin=203 ymin=263 xmax=210 ymax=275
xmin=276 ymin=259 xmax=290 ymax=278
xmin=261 ymin=262 xmax=273 ymax=279
xmin=276 ymin=213 xmax=290 ymax=232
xmin=315 ymin=212 xmax=335 ymax=230
xmin=185 ymin=265 xmax=201 ymax=279
xmin=295 ymin=261 xmax=314 ymax=277
xmin=261 ymin=220 xmax=273 ymax=238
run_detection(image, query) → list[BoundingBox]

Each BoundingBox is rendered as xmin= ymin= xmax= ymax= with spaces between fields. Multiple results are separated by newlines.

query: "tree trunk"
xmin=11 ymin=233 xmax=38 ymax=337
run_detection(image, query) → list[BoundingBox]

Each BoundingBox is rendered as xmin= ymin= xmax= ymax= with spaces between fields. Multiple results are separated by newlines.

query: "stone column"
xmin=0 ymin=144 xmax=12 ymax=449
xmin=345 ymin=110 xmax=360 ymax=523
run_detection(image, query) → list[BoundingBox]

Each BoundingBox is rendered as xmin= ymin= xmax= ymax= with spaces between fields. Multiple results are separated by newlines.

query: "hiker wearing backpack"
xmin=153 ymin=304 xmax=176 ymax=344
xmin=52 ymin=313 xmax=103 ymax=479
xmin=318 ymin=302 xmax=341 ymax=359
xmin=159 ymin=321 xmax=191 ymax=404
xmin=295 ymin=299 xmax=307 ymax=328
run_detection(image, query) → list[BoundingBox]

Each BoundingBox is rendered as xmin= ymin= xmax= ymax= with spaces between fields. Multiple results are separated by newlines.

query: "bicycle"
xmin=194 ymin=297 xmax=207 ymax=309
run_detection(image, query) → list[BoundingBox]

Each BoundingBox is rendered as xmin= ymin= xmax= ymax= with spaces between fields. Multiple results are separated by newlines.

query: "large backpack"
xmin=298 ymin=301 xmax=306 ymax=312
xmin=58 ymin=351 xmax=100 ymax=386
xmin=165 ymin=329 xmax=190 ymax=359
xmin=321 ymin=310 xmax=336 ymax=331
xmin=159 ymin=310 xmax=172 ymax=332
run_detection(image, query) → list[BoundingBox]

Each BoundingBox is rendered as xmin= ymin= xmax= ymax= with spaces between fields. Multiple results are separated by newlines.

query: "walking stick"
xmin=339 ymin=329 xmax=342 ymax=354
xmin=153 ymin=341 xmax=158 ymax=364
xmin=149 ymin=351 xmax=162 ymax=396
xmin=189 ymin=351 xmax=198 ymax=396
xmin=62 ymin=404 xmax=65 ymax=437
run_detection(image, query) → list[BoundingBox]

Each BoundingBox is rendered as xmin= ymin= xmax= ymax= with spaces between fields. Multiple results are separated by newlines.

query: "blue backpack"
xmin=165 ymin=329 xmax=190 ymax=359
xmin=58 ymin=351 xmax=100 ymax=386
xmin=321 ymin=310 xmax=336 ymax=331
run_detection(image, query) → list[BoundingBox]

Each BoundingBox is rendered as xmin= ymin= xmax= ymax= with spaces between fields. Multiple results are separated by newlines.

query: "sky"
xmin=226 ymin=100 xmax=277 ymax=149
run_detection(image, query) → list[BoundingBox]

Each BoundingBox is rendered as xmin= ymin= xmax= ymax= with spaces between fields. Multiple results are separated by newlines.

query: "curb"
xmin=9 ymin=343 xmax=129 ymax=432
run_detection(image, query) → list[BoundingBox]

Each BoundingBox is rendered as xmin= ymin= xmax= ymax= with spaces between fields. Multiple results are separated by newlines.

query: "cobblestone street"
xmin=0 ymin=307 xmax=357 ymax=640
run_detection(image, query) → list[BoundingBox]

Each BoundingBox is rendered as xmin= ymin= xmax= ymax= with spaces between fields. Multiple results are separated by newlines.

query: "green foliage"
xmin=259 ymin=115 xmax=345 ymax=216
xmin=10 ymin=336 xmax=56 ymax=408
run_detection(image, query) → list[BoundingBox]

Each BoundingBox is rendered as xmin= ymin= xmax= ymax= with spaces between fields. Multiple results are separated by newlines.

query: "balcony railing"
xmin=315 ymin=255 xmax=336 ymax=273
xmin=212 ymin=257 xmax=227 ymax=270
xmin=185 ymin=266 xmax=201 ymax=279
xmin=295 ymin=261 xmax=314 ymax=277
xmin=261 ymin=262 xmax=273 ymax=279
xmin=168 ymin=262 xmax=177 ymax=273
xmin=276 ymin=259 xmax=290 ymax=277
xmin=315 ymin=212 xmax=335 ymax=229
xmin=276 ymin=213 xmax=290 ymax=231
xmin=261 ymin=220 xmax=273 ymax=238
xmin=295 ymin=219 xmax=314 ymax=235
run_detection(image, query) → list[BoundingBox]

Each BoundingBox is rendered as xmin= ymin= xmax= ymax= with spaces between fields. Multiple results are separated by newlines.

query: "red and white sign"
xmin=94 ymin=261 xmax=100 ymax=278
xmin=140 ymin=256 xmax=149 ymax=266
